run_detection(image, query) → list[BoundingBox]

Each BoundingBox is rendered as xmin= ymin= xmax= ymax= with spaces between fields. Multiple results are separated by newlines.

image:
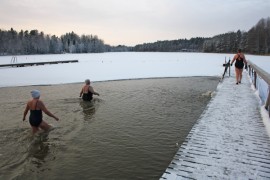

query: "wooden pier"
xmin=161 ymin=68 xmax=270 ymax=179
xmin=0 ymin=60 xmax=78 ymax=68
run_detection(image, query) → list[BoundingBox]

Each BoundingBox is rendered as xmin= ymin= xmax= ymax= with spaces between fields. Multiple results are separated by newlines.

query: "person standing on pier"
xmin=23 ymin=90 xmax=59 ymax=134
xmin=231 ymin=49 xmax=248 ymax=84
xmin=80 ymin=79 xmax=100 ymax=101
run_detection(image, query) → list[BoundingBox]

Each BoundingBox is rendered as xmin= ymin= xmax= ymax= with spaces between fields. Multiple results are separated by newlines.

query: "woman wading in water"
xmin=23 ymin=90 xmax=59 ymax=134
xmin=80 ymin=79 xmax=100 ymax=101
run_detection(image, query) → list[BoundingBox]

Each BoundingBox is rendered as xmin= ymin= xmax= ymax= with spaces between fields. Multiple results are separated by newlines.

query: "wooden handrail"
xmin=221 ymin=60 xmax=231 ymax=80
xmin=247 ymin=60 xmax=270 ymax=85
xmin=247 ymin=60 xmax=270 ymax=116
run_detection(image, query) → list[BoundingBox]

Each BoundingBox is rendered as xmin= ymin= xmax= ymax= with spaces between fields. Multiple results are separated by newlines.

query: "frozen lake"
xmin=0 ymin=52 xmax=269 ymax=87
xmin=0 ymin=52 xmax=269 ymax=179
xmin=0 ymin=52 xmax=228 ymax=87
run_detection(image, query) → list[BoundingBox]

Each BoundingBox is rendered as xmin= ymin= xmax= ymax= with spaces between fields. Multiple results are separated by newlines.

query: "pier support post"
xmin=254 ymin=71 xmax=257 ymax=89
xmin=229 ymin=60 xmax=231 ymax=77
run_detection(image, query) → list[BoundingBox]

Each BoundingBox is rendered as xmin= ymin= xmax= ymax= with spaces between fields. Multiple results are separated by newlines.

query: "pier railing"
xmin=247 ymin=60 xmax=270 ymax=117
xmin=222 ymin=59 xmax=231 ymax=80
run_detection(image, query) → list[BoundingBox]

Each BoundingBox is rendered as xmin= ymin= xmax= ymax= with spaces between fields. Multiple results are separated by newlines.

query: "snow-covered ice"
xmin=0 ymin=52 xmax=269 ymax=87
xmin=0 ymin=52 xmax=226 ymax=87
xmin=248 ymin=54 xmax=270 ymax=73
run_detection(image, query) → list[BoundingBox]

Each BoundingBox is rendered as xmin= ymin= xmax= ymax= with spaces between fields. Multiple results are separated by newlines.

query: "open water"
xmin=0 ymin=77 xmax=219 ymax=179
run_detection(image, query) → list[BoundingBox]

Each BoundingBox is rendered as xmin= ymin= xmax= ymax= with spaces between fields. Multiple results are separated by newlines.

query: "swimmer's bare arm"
xmin=231 ymin=54 xmax=237 ymax=65
xmin=89 ymin=86 xmax=100 ymax=96
xmin=243 ymin=54 xmax=248 ymax=65
xmin=23 ymin=103 xmax=30 ymax=121
xmin=39 ymin=101 xmax=59 ymax=121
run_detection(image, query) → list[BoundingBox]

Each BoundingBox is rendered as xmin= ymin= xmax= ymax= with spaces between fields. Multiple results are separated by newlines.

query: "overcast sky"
xmin=0 ymin=0 xmax=269 ymax=46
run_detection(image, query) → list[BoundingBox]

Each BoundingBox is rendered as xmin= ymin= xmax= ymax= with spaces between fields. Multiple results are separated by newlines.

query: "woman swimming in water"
xmin=23 ymin=90 xmax=59 ymax=134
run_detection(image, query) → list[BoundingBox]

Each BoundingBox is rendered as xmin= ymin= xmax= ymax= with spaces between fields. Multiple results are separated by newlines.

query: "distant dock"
xmin=0 ymin=60 xmax=78 ymax=68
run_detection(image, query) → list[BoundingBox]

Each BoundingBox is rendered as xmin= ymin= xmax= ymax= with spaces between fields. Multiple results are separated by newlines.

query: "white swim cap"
xmin=31 ymin=90 xmax=40 ymax=99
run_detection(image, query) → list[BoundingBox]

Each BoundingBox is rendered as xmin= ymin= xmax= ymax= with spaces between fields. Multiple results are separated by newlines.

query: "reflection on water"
xmin=79 ymin=98 xmax=102 ymax=120
xmin=0 ymin=77 xmax=219 ymax=180
xmin=28 ymin=134 xmax=50 ymax=168
xmin=0 ymin=129 xmax=55 ymax=179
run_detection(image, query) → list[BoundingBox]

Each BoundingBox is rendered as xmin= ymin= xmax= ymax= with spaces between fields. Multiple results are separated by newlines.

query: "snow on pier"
xmin=161 ymin=70 xmax=270 ymax=179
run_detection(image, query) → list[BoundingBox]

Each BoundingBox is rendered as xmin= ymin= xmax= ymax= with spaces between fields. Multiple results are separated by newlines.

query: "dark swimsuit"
xmin=29 ymin=100 xmax=42 ymax=127
xmin=235 ymin=54 xmax=244 ymax=69
xmin=82 ymin=87 xmax=93 ymax=101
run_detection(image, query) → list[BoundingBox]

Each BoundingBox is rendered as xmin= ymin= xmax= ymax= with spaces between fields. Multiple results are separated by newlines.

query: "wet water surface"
xmin=0 ymin=77 xmax=219 ymax=179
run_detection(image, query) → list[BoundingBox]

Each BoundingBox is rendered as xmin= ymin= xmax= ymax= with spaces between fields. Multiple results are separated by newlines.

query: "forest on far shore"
xmin=0 ymin=17 xmax=269 ymax=55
